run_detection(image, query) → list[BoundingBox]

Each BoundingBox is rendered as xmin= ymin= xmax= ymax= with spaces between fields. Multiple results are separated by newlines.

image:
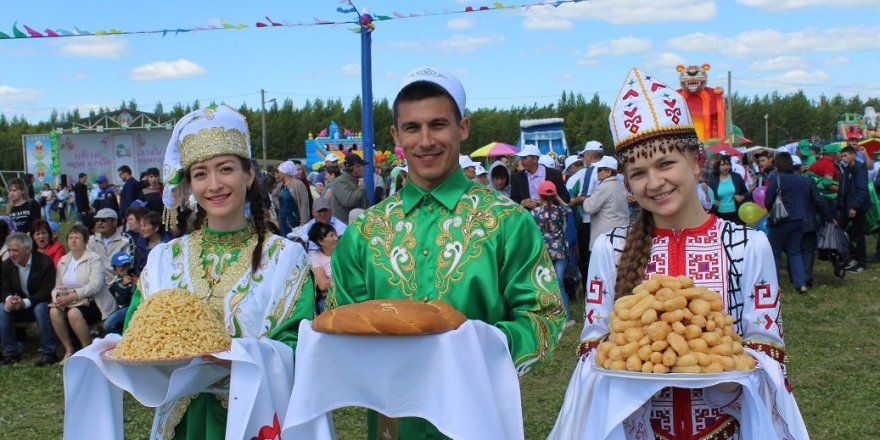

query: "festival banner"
xmin=23 ymin=134 xmax=55 ymax=186
xmin=52 ymin=131 xmax=171 ymax=185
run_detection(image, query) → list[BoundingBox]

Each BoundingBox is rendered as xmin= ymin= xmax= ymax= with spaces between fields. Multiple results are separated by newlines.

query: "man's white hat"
xmin=515 ymin=144 xmax=541 ymax=158
xmin=538 ymin=155 xmax=556 ymax=169
xmin=397 ymin=67 xmax=466 ymax=117
xmin=474 ymin=165 xmax=488 ymax=176
xmin=592 ymin=156 xmax=619 ymax=171
xmin=324 ymin=153 xmax=340 ymax=163
xmin=580 ymin=140 xmax=604 ymax=154
xmin=459 ymin=155 xmax=479 ymax=169
xmin=791 ymin=155 xmax=803 ymax=167
xmin=564 ymin=155 xmax=580 ymax=170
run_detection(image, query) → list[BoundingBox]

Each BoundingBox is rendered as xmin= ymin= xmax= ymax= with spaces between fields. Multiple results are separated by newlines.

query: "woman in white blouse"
xmin=49 ymin=223 xmax=115 ymax=363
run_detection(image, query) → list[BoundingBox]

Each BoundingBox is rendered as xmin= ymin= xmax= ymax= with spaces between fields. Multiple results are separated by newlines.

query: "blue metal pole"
xmin=360 ymin=15 xmax=375 ymax=205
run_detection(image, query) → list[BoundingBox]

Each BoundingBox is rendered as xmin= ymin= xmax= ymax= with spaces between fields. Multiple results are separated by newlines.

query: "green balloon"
xmin=738 ymin=202 xmax=767 ymax=224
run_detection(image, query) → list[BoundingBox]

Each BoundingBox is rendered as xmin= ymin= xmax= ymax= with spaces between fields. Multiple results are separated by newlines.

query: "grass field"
xmin=1 ymin=232 xmax=878 ymax=439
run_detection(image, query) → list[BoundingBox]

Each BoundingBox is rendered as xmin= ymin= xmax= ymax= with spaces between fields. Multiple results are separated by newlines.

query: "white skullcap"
xmin=397 ymin=67 xmax=466 ymax=117
xmin=278 ymin=161 xmax=297 ymax=176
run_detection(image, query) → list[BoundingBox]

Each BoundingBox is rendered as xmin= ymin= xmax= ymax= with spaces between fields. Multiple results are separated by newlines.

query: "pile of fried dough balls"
xmin=596 ymin=275 xmax=755 ymax=374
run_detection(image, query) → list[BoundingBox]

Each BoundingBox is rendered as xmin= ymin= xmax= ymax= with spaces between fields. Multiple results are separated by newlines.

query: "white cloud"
xmin=130 ymin=59 xmax=206 ymax=81
xmin=340 ymin=63 xmax=361 ymax=76
xmin=0 ymin=85 xmax=42 ymax=102
xmin=750 ymin=56 xmax=808 ymax=71
xmin=58 ymin=37 xmax=128 ymax=59
xmin=762 ymin=69 xmax=830 ymax=86
xmin=523 ymin=0 xmax=715 ymax=26
xmin=557 ymin=73 xmax=574 ymax=82
xmin=436 ymin=34 xmax=506 ymax=53
xmin=576 ymin=58 xmax=599 ymax=67
xmin=824 ymin=56 xmax=850 ymax=66
xmin=447 ymin=18 xmax=474 ymax=30
xmin=667 ymin=26 xmax=880 ymax=57
xmin=737 ymin=0 xmax=879 ymax=12
xmin=523 ymin=16 xmax=574 ymax=30
xmin=643 ymin=52 xmax=688 ymax=70
xmin=585 ymin=37 xmax=653 ymax=57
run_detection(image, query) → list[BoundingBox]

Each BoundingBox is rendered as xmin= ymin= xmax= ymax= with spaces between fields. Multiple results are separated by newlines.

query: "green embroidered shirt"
xmin=327 ymin=169 xmax=565 ymax=439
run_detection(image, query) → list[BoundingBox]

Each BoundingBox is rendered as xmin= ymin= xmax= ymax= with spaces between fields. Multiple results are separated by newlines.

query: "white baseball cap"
xmin=538 ymin=155 xmax=555 ymax=168
xmin=580 ymin=140 xmax=604 ymax=154
xmin=397 ymin=67 xmax=466 ymax=118
xmin=564 ymin=155 xmax=580 ymax=170
xmin=474 ymin=165 xmax=488 ymax=176
xmin=592 ymin=156 xmax=619 ymax=171
xmin=515 ymin=144 xmax=541 ymax=158
xmin=791 ymin=155 xmax=803 ymax=167
xmin=459 ymin=155 xmax=479 ymax=169
xmin=324 ymin=154 xmax=339 ymax=163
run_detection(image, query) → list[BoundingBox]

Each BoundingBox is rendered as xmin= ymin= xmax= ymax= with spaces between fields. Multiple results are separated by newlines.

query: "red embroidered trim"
xmin=653 ymin=214 xmax=717 ymax=239
xmin=654 ymin=416 xmax=739 ymax=440
xmin=744 ymin=341 xmax=787 ymax=364
xmin=578 ymin=340 xmax=600 ymax=358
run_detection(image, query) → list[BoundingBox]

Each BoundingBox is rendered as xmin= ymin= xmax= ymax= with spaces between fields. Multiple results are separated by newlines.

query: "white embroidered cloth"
xmin=549 ymin=349 xmax=810 ymax=440
xmin=282 ymin=319 xmax=524 ymax=440
xmin=63 ymin=335 xmax=333 ymax=440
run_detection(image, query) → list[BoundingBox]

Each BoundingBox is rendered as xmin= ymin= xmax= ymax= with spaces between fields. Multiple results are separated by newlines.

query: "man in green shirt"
xmin=327 ymin=66 xmax=565 ymax=440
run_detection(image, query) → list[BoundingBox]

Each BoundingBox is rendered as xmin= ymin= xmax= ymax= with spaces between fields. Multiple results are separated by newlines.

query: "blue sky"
xmin=1 ymin=0 xmax=878 ymax=124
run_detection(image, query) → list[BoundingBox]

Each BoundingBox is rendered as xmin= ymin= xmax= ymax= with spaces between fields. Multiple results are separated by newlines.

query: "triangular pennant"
xmin=12 ymin=22 xmax=27 ymax=38
xmin=24 ymin=24 xmax=43 ymax=37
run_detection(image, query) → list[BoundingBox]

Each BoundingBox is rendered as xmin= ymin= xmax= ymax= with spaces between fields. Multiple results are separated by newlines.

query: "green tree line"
xmin=1 ymin=91 xmax=877 ymax=172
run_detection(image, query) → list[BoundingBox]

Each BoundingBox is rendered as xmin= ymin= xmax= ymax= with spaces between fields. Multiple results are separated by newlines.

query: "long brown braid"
xmin=187 ymin=157 xmax=267 ymax=275
xmin=614 ymin=208 xmax=655 ymax=299
xmin=613 ymin=138 xmax=703 ymax=299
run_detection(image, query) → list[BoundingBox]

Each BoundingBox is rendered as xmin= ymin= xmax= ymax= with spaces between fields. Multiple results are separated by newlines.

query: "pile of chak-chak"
xmin=596 ymin=275 xmax=755 ymax=374
xmin=114 ymin=289 xmax=232 ymax=360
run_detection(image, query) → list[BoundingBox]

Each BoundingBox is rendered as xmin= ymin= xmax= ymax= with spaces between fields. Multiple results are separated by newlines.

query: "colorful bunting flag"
xmin=1 ymin=0 xmax=583 ymax=40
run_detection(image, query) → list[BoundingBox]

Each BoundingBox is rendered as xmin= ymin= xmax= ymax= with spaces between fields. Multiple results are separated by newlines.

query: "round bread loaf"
xmin=312 ymin=299 xmax=467 ymax=335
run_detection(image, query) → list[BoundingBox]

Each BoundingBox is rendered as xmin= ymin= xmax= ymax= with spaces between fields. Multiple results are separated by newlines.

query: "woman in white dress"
xmin=123 ymin=105 xmax=316 ymax=439
xmin=550 ymin=68 xmax=808 ymax=440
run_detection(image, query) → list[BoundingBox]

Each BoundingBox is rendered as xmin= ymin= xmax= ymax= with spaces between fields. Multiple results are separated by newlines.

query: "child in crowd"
xmin=102 ymin=252 xmax=135 ymax=335
xmin=532 ymin=180 xmax=575 ymax=328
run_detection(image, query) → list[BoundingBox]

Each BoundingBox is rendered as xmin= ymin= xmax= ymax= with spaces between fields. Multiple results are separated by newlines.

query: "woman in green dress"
xmin=124 ymin=105 xmax=315 ymax=439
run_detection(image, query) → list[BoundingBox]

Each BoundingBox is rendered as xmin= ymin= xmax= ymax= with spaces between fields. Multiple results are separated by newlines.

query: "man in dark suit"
xmin=0 ymin=232 xmax=58 ymax=366
xmin=510 ymin=144 xmax=570 ymax=210
xmin=117 ymin=165 xmax=143 ymax=217
xmin=73 ymin=172 xmax=90 ymax=222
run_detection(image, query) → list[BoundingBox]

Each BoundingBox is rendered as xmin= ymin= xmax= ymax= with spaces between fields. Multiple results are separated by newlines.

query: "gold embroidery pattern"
xmin=178 ymin=126 xmax=249 ymax=170
xmin=514 ymin=249 xmax=565 ymax=375
xmin=263 ymin=237 xmax=309 ymax=337
xmin=186 ymin=228 xmax=259 ymax=330
xmin=434 ymin=188 xmax=518 ymax=298
xmin=358 ymin=196 xmax=419 ymax=297
xmin=159 ymin=394 xmax=196 ymax=439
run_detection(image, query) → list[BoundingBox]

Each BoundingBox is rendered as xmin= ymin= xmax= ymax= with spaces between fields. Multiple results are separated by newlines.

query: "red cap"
xmin=538 ymin=180 xmax=556 ymax=196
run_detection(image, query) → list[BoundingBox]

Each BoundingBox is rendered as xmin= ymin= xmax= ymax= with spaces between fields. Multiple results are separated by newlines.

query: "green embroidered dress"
xmin=124 ymin=226 xmax=315 ymax=439
xmin=327 ymin=169 xmax=565 ymax=440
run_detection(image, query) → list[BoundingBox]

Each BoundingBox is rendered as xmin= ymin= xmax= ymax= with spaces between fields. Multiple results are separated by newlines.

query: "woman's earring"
xmin=244 ymin=201 xmax=252 ymax=219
